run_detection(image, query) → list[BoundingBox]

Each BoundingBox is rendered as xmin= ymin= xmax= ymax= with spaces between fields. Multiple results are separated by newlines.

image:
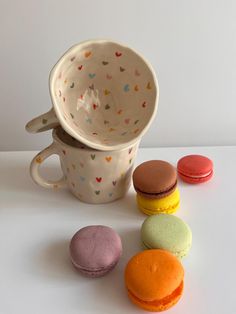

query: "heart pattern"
xmin=105 ymin=156 xmax=112 ymax=162
xmin=123 ymin=84 xmax=130 ymax=92
xmin=89 ymin=73 xmax=96 ymax=79
xmin=115 ymin=51 xmax=122 ymax=57
xmin=36 ymin=156 xmax=42 ymax=164
xmin=85 ymin=51 xmax=92 ymax=58
xmin=146 ymin=82 xmax=151 ymax=90
xmin=104 ymin=89 xmax=110 ymax=95
xmin=50 ymin=139 xmax=139 ymax=203
xmin=53 ymin=43 xmax=156 ymax=156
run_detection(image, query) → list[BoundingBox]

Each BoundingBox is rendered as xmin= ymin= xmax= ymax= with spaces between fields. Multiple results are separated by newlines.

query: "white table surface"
xmin=1 ymin=147 xmax=236 ymax=314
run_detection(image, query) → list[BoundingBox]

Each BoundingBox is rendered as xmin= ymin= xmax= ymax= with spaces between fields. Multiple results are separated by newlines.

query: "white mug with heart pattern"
xmin=30 ymin=127 xmax=139 ymax=204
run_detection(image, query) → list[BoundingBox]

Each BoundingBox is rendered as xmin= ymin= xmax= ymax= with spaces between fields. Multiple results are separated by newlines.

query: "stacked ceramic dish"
xmin=26 ymin=39 xmax=159 ymax=204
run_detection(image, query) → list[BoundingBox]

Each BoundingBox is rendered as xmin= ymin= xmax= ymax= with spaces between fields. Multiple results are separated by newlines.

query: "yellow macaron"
xmin=137 ymin=188 xmax=180 ymax=215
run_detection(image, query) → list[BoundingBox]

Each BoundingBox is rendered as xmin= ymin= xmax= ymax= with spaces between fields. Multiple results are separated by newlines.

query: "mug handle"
xmin=30 ymin=143 xmax=67 ymax=189
xmin=25 ymin=108 xmax=59 ymax=133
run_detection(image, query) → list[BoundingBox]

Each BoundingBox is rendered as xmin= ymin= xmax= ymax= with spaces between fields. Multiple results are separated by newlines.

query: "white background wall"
xmin=1 ymin=0 xmax=236 ymax=151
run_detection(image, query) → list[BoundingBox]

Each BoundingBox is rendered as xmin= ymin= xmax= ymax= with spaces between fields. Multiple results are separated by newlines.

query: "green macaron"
xmin=141 ymin=214 xmax=192 ymax=258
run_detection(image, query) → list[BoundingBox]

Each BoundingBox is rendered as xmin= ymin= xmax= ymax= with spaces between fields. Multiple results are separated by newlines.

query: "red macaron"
xmin=177 ymin=155 xmax=213 ymax=184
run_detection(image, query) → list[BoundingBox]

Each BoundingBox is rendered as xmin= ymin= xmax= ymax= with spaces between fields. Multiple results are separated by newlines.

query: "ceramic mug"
xmin=30 ymin=127 xmax=139 ymax=204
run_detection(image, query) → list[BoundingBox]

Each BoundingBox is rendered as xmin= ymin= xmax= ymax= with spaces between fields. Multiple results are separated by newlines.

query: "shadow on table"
xmin=32 ymin=227 xmax=142 ymax=311
xmin=32 ymin=238 xmax=84 ymax=282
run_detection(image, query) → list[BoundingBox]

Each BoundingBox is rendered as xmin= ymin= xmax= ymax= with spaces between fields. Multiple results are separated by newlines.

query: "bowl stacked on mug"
xmin=26 ymin=39 xmax=159 ymax=204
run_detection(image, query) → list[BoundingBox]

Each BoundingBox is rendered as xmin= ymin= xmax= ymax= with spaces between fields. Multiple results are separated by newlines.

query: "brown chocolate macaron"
xmin=132 ymin=160 xmax=177 ymax=199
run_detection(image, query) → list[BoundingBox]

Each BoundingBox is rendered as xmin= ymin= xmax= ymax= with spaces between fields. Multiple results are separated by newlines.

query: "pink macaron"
xmin=69 ymin=225 xmax=122 ymax=277
xmin=177 ymin=154 xmax=213 ymax=184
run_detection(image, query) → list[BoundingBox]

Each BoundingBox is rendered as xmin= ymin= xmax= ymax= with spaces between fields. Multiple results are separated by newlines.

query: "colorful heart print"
xmin=52 ymin=41 xmax=157 ymax=152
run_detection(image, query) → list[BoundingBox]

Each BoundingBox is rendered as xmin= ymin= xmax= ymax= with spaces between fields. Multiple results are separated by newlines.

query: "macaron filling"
xmin=127 ymin=280 xmax=184 ymax=309
xmin=178 ymin=169 xmax=213 ymax=178
xmin=71 ymin=256 xmax=120 ymax=273
xmin=135 ymin=180 xmax=177 ymax=198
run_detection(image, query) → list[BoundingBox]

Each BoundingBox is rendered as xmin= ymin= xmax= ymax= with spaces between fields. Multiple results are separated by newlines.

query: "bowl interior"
xmin=50 ymin=40 xmax=158 ymax=149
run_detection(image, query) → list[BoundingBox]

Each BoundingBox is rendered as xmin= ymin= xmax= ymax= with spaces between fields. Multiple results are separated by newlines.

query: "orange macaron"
xmin=125 ymin=249 xmax=184 ymax=312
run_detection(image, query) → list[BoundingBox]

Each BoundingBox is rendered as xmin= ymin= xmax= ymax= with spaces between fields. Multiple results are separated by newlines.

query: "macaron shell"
xmin=133 ymin=160 xmax=177 ymax=199
xmin=177 ymin=155 xmax=213 ymax=183
xmin=70 ymin=225 xmax=122 ymax=275
xmin=137 ymin=188 xmax=180 ymax=215
xmin=127 ymin=281 xmax=183 ymax=312
xmin=141 ymin=214 xmax=192 ymax=258
xmin=125 ymin=249 xmax=184 ymax=302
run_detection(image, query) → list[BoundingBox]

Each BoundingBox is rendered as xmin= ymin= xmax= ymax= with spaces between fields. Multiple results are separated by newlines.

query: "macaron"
xmin=125 ymin=249 xmax=184 ymax=312
xmin=177 ymin=154 xmax=213 ymax=184
xmin=69 ymin=225 xmax=122 ymax=277
xmin=137 ymin=188 xmax=180 ymax=215
xmin=133 ymin=160 xmax=177 ymax=199
xmin=141 ymin=214 xmax=192 ymax=258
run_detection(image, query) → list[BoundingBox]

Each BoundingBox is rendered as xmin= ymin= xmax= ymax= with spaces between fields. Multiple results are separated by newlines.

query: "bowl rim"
xmin=52 ymin=126 xmax=140 ymax=153
xmin=49 ymin=39 xmax=159 ymax=151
